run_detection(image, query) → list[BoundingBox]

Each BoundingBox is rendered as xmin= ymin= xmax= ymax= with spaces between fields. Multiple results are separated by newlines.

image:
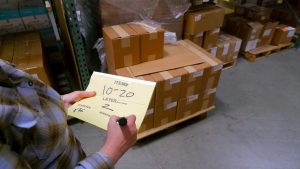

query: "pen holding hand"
xmin=100 ymin=115 xmax=137 ymax=165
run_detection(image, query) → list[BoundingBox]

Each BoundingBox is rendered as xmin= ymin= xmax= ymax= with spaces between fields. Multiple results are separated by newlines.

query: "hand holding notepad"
xmin=68 ymin=72 xmax=156 ymax=130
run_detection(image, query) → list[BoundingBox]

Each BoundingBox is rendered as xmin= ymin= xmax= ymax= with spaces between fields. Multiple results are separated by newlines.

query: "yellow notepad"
xmin=68 ymin=72 xmax=156 ymax=130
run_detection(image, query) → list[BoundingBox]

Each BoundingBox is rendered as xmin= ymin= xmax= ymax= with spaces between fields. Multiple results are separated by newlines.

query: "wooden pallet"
xmin=223 ymin=59 xmax=237 ymax=70
xmin=241 ymin=43 xmax=293 ymax=62
xmin=137 ymin=106 xmax=215 ymax=140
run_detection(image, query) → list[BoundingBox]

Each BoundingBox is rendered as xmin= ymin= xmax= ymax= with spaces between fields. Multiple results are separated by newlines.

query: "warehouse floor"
xmin=70 ymin=48 xmax=300 ymax=169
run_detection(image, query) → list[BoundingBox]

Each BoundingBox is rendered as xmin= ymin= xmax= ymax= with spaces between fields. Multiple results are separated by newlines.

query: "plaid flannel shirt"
xmin=0 ymin=59 xmax=112 ymax=169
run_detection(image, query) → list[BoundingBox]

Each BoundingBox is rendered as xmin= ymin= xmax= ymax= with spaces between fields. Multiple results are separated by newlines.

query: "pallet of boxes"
xmin=184 ymin=4 xmax=242 ymax=70
xmin=223 ymin=4 xmax=295 ymax=61
xmin=102 ymin=23 xmax=223 ymax=139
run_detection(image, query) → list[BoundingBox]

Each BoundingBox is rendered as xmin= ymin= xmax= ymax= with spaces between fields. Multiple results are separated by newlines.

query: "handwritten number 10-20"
xmin=102 ymin=85 xmax=134 ymax=97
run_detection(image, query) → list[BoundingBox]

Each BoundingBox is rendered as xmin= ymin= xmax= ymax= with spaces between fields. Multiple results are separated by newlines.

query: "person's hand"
xmin=61 ymin=91 xmax=96 ymax=108
xmin=100 ymin=115 xmax=137 ymax=165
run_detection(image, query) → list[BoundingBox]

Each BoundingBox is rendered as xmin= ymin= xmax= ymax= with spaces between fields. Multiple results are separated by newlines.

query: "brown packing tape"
xmin=112 ymin=25 xmax=131 ymax=48
xmin=121 ymin=37 xmax=130 ymax=48
xmin=124 ymin=55 xmax=133 ymax=67
xmin=184 ymin=66 xmax=197 ymax=73
xmin=159 ymin=71 xmax=173 ymax=91
xmin=149 ymin=33 xmax=158 ymax=40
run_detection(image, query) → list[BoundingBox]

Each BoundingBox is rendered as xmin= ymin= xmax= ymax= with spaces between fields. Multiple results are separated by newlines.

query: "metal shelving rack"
xmin=61 ymin=0 xmax=90 ymax=88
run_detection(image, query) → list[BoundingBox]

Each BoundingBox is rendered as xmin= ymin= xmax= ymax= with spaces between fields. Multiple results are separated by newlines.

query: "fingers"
xmin=126 ymin=115 xmax=136 ymax=126
xmin=108 ymin=115 xmax=136 ymax=127
xmin=77 ymin=91 xmax=96 ymax=98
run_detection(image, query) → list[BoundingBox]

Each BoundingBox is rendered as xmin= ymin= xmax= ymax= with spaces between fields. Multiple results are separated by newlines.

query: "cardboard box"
xmin=13 ymin=32 xmax=51 ymax=85
xmin=272 ymin=25 xmax=295 ymax=45
xmin=180 ymin=40 xmax=223 ymax=100
xmin=19 ymin=7 xmax=51 ymax=31
xmin=184 ymin=6 xmax=225 ymax=35
xmin=128 ymin=23 xmax=164 ymax=62
xmin=215 ymin=39 xmax=230 ymax=62
xmin=135 ymin=75 xmax=156 ymax=108
xmin=0 ymin=34 xmax=15 ymax=62
xmin=224 ymin=17 xmax=262 ymax=51
xmin=234 ymin=4 xmax=254 ymax=16
xmin=207 ymin=46 xmax=217 ymax=57
xmin=218 ymin=33 xmax=242 ymax=62
xmin=224 ymin=16 xmax=263 ymax=42
xmin=103 ymin=24 xmax=140 ymax=72
xmin=138 ymin=108 xmax=154 ymax=133
xmin=198 ymin=93 xmax=216 ymax=111
xmin=151 ymin=70 xmax=182 ymax=107
xmin=176 ymin=63 xmax=210 ymax=98
xmin=246 ymin=6 xmax=272 ymax=22
xmin=258 ymin=20 xmax=279 ymax=47
xmin=203 ymin=28 xmax=220 ymax=49
xmin=154 ymin=101 xmax=177 ymax=127
xmin=116 ymin=40 xmax=223 ymax=128
xmin=176 ymin=94 xmax=199 ymax=120
xmin=184 ymin=32 xmax=204 ymax=47
xmin=241 ymin=39 xmax=259 ymax=52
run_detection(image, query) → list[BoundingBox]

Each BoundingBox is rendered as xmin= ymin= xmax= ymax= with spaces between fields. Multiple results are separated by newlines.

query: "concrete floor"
xmin=70 ymin=48 xmax=300 ymax=169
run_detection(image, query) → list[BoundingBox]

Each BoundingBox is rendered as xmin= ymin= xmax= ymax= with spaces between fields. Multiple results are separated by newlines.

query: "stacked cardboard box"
xmin=223 ymin=16 xmax=263 ymax=52
xmin=235 ymin=4 xmax=272 ymax=22
xmin=208 ymin=33 xmax=242 ymax=63
xmin=115 ymin=39 xmax=223 ymax=132
xmin=225 ymin=4 xmax=296 ymax=52
xmin=103 ymin=23 xmax=164 ymax=73
xmin=0 ymin=31 xmax=51 ymax=85
xmin=257 ymin=20 xmax=279 ymax=47
xmin=184 ymin=5 xmax=225 ymax=50
xmin=272 ymin=25 xmax=296 ymax=45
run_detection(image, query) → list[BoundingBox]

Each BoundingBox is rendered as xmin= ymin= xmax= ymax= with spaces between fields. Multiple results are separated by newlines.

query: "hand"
xmin=100 ymin=115 xmax=137 ymax=165
xmin=61 ymin=91 xmax=96 ymax=108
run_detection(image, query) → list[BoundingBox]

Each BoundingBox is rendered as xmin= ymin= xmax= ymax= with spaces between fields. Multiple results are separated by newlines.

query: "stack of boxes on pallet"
xmin=184 ymin=4 xmax=242 ymax=67
xmin=102 ymin=22 xmax=223 ymax=133
xmin=0 ymin=31 xmax=51 ymax=85
xmin=223 ymin=4 xmax=295 ymax=53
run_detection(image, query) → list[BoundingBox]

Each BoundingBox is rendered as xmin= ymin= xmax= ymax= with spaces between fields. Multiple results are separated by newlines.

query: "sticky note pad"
xmin=68 ymin=72 xmax=156 ymax=130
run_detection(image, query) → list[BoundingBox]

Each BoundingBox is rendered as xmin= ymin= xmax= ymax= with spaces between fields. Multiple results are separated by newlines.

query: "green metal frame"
xmin=62 ymin=0 xmax=90 ymax=88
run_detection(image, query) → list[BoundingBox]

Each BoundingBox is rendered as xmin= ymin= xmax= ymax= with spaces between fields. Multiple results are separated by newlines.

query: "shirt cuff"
xmin=96 ymin=152 xmax=113 ymax=168
xmin=78 ymin=152 xmax=114 ymax=169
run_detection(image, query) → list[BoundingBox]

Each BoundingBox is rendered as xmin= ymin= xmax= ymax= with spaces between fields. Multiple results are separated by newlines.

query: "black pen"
xmin=117 ymin=117 xmax=127 ymax=126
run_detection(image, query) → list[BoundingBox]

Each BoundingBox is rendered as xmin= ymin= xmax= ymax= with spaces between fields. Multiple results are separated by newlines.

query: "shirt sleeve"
xmin=0 ymin=143 xmax=32 ymax=169
xmin=75 ymin=152 xmax=114 ymax=169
